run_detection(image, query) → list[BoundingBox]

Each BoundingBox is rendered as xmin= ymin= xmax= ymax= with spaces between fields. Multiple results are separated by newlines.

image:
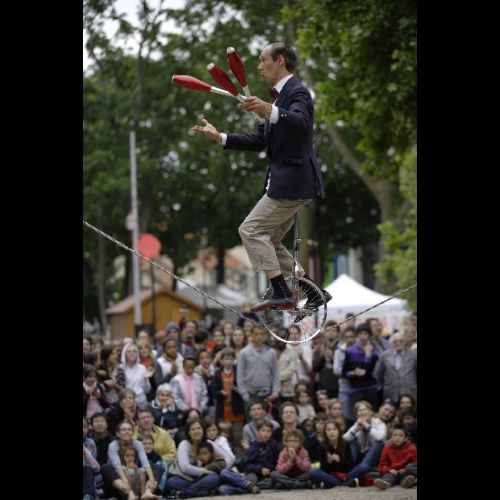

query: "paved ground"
xmin=188 ymin=485 xmax=417 ymax=499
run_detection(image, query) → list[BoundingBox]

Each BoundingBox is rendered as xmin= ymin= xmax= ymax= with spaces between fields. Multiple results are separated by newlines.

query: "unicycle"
xmin=258 ymin=214 xmax=328 ymax=344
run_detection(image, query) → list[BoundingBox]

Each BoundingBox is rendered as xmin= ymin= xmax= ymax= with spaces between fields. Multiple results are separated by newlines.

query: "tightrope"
xmin=83 ymin=220 xmax=416 ymax=342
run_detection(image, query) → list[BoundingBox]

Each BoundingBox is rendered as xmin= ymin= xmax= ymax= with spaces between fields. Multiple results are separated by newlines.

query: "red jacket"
xmin=378 ymin=440 xmax=417 ymax=474
xmin=276 ymin=446 xmax=310 ymax=477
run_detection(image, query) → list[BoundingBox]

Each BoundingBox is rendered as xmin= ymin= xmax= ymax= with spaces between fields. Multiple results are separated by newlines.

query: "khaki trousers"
xmin=238 ymin=194 xmax=311 ymax=278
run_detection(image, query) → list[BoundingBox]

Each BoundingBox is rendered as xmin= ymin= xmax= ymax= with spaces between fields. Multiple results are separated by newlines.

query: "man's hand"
xmin=239 ymin=96 xmax=273 ymax=116
xmin=191 ymin=119 xmax=221 ymax=142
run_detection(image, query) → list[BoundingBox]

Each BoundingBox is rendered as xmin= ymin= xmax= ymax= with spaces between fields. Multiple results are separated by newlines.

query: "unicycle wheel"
xmin=259 ymin=277 xmax=328 ymax=344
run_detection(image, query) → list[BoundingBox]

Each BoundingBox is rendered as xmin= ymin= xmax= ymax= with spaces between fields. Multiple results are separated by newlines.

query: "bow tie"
xmin=269 ymin=87 xmax=279 ymax=103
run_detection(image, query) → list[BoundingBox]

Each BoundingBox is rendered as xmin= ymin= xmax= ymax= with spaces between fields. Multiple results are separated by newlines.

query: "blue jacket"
xmin=224 ymin=76 xmax=325 ymax=200
xmin=238 ymin=439 xmax=281 ymax=476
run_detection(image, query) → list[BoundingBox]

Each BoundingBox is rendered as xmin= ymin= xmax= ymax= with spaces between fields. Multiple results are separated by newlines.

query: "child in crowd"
xmin=314 ymin=413 xmax=328 ymax=446
xmin=196 ymin=442 xmax=260 ymax=496
xmin=241 ymin=401 xmax=280 ymax=449
xmin=138 ymin=434 xmax=169 ymax=494
xmin=237 ymin=420 xmax=281 ymax=490
xmin=270 ymin=429 xmax=312 ymax=489
xmin=118 ymin=445 xmax=159 ymax=500
xmin=83 ymin=364 xmax=109 ymax=419
xmin=309 ymin=419 xmax=353 ymax=488
xmin=205 ymin=416 xmax=236 ymax=468
xmin=295 ymin=390 xmax=316 ymax=423
xmin=374 ymin=424 xmax=417 ymax=490
xmin=398 ymin=409 xmax=417 ymax=447
xmin=195 ymin=349 xmax=215 ymax=415
xmin=213 ymin=348 xmax=245 ymax=447
xmin=195 ymin=441 xmax=226 ymax=472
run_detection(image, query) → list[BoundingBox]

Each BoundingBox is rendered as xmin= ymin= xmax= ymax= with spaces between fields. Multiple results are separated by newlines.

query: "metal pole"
xmin=150 ymin=263 xmax=156 ymax=332
xmin=130 ymin=130 xmax=142 ymax=328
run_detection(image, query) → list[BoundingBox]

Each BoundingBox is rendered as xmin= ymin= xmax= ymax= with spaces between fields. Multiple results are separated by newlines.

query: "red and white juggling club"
xmin=207 ymin=63 xmax=240 ymax=97
xmin=227 ymin=47 xmax=251 ymax=97
xmin=207 ymin=63 xmax=263 ymax=123
xmin=172 ymin=74 xmax=239 ymax=100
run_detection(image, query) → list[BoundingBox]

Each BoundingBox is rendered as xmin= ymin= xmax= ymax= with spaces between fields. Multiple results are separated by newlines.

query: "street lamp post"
xmin=129 ymin=130 xmax=141 ymax=329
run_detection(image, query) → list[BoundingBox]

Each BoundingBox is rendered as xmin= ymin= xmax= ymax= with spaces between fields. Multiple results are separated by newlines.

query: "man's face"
xmin=138 ymin=412 xmax=154 ymax=430
xmin=258 ymin=46 xmax=283 ymax=86
xmin=281 ymin=405 xmax=298 ymax=424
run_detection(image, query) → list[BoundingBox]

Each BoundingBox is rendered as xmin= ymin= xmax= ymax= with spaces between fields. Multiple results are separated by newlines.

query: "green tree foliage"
xmin=291 ymin=0 xmax=416 ymax=292
xmin=83 ymin=0 xmax=415 ymax=319
xmin=295 ymin=0 xmax=416 ymax=180
xmin=374 ymin=146 xmax=416 ymax=308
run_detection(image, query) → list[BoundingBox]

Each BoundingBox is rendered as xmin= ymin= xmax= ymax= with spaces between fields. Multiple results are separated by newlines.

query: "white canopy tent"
xmin=324 ymin=274 xmax=408 ymax=333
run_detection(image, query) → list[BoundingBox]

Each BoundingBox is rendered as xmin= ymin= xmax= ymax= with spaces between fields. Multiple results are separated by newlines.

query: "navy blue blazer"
xmin=224 ymin=76 xmax=325 ymax=199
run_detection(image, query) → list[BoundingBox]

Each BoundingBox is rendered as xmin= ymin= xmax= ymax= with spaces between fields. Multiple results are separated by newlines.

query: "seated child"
xmin=270 ymin=429 xmax=312 ymax=489
xmin=374 ymin=424 xmax=417 ymax=490
xmin=138 ymin=433 xmax=169 ymax=494
xmin=237 ymin=420 xmax=280 ymax=490
xmin=296 ymin=390 xmax=316 ymax=424
xmin=118 ymin=445 xmax=145 ymax=500
xmin=196 ymin=442 xmax=259 ymax=496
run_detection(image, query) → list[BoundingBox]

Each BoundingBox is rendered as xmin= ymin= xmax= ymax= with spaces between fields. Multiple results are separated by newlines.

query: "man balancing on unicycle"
xmin=192 ymin=42 xmax=332 ymax=313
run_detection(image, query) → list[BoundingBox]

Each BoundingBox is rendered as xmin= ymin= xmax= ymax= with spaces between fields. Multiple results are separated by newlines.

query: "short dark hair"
xmin=137 ymin=406 xmax=154 ymax=417
xmin=356 ymin=323 xmax=371 ymax=336
xmin=256 ymin=420 xmax=274 ymax=431
xmin=391 ymin=423 xmax=407 ymax=436
xmin=89 ymin=412 xmax=106 ymax=425
xmin=269 ymin=42 xmax=297 ymax=72
xmin=197 ymin=440 xmax=214 ymax=454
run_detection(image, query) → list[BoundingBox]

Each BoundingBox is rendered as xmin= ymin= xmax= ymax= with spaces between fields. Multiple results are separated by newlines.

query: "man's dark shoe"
xmin=304 ymin=290 xmax=332 ymax=310
xmin=250 ymin=295 xmax=295 ymax=312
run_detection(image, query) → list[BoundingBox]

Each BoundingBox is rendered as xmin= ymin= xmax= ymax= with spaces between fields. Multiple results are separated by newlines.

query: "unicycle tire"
xmin=259 ymin=277 xmax=328 ymax=344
